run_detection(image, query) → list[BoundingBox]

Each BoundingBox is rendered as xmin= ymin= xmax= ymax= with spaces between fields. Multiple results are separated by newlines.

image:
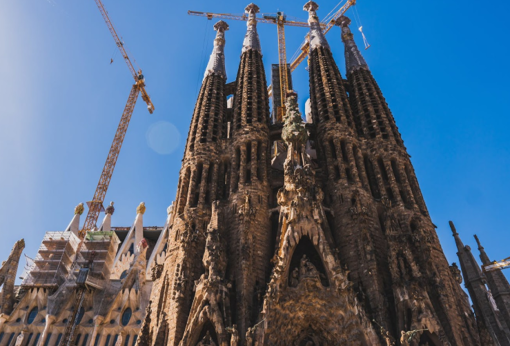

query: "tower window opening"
xmin=178 ymin=168 xmax=191 ymax=215
xmin=377 ymin=158 xmax=389 ymax=183
xmin=334 ymin=165 xmax=341 ymax=180
xmin=391 ymin=160 xmax=402 ymax=183
xmin=364 ymin=155 xmax=381 ymax=199
xmin=246 ymin=142 xmax=252 ymax=163
xmin=246 ymin=169 xmax=251 ymax=184
xmin=329 ymin=140 xmax=337 ymax=160
xmin=340 ymin=140 xmax=349 ymax=163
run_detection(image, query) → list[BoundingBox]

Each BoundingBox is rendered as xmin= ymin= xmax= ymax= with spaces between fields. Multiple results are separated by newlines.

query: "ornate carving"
xmin=105 ymin=201 xmax=115 ymax=215
xmin=137 ymin=202 xmax=146 ymax=215
xmin=74 ymin=203 xmax=85 ymax=215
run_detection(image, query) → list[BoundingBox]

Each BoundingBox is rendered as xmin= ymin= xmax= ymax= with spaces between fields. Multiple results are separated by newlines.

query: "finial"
xmin=449 ymin=221 xmax=458 ymax=235
xmin=137 ymin=202 xmax=146 ymax=215
xmin=105 ymin=201 xmax=115 ymax=215
xmin=213 ymin=20 xmax=229 ymax=33
xmin=75 ymin=203 xmax=85 ymax=215
xmin=303 ymin=1 xmax=330 ymax=51
xmin=204 ymin=21 xmax=229 ymax=80
xmin=242 ymin=3 xmax=262 ymax=53
xmin=303 ymin=1 xmax=319 ymax=13
xmin=245 ymin=3 xmax=260 ymax=15
xmin=474 ymin=234 xmax=483 ymax=249
xmin=336 ymin=15 xmax=368 ymax=74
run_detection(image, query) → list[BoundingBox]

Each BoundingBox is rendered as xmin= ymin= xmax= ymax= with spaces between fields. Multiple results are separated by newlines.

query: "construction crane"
xmin=79 ymin=0 xmax=155 ymax=236
xmin=58 ymin=2 xmax=154 ymax=345
xmin=188 ymin=10 xmax=320 ymax=122
xmin=483 ymin=257 xmax=510 ymax=273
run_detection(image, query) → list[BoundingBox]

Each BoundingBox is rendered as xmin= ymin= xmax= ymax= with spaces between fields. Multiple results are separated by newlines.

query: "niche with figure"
xmin=288 ymin=236 xmax=329 ymax=287
xmin=194 ymin=320 xmax=218 ymax=346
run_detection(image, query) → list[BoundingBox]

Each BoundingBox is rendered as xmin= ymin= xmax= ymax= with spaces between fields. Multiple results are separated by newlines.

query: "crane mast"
xmin=80 ymin=0 xmax=155 ymax=236
xmin=58 ymin=1 xmax=154 ymax=345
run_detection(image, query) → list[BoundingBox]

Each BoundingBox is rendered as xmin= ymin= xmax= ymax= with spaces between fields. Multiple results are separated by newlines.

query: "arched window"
xmin=123 ymin=335 xmax=130 ymax=346
xmin=121 ymin=308 xmax=132 ymax=326
xmin=132 ymin=336 xmax=138 ymax=346
xmin=33 ymin=333 xmax=41 ymax=346
xmin=104 ymin=335 xmax=111 ymax=346
xmin=81 ymin=334 xmax=88 ymax=346
xmin=7 ymin=333 xmax=16 ymax=346
xmin=55 ymin=334 xmax=63 ymax=346
xmin=74 ymin=334 xmax=81 ymax=346
xmin=128 ymin=243 xmax=134 ymax=256
xmin=27 ymin=307 xmax=38 ymax=324
xmin=94 ymin=335 xmax=100 ymax=346
xmin=120 ymin=270 xmax=128 ymax=280
xmin=75 ymin=306 xmax=85 ymax=325
xmin=43 ymin=333 xmax=52 ymax=346
xmin=26 ymin=334 xmax=33 ymax=346
xmin=0 ymin=332 xmax=4 ymax=344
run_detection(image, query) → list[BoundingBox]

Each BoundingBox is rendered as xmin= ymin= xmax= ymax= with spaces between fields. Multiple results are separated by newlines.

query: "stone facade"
xmin=135 ymin=1 xmax=502 ymax=345
xmin=1 ymin=1 xmax=507 ymax=346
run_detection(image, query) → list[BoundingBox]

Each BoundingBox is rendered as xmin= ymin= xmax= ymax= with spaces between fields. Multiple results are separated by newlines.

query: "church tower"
xmin=138 ymin=2 xmax=493 ymax=345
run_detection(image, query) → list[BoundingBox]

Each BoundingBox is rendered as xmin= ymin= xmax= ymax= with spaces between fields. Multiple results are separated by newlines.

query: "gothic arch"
xmin=288 ymin=236 xmax=329 ymax=287
xmin=179 ymin=297 xmax=226 ymax=346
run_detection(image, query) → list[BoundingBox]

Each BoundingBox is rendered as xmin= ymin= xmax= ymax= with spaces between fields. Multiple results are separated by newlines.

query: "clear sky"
xmin=1 ymin=0 xmax=509 ymax=283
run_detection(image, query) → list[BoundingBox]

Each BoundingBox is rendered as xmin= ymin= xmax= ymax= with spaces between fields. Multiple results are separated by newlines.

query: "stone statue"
xmin=114 ymin=335 xmax=123 ymax=346
xmin=196 ymin=331 xmax=216 ymax=346
xmin=290 ymin=267 xmax=299 ymax=287
xmin=226 ymin=324 xmax=239 ymax=346
xmin=400 ymin=329 xmax=428 ymax=346
xmin=245 ymin=327 xmax=254 ymax=346
xmin=14 ymin=331 xmax=25 ymax=346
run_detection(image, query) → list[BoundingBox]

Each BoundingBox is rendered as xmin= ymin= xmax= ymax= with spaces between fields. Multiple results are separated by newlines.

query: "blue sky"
xmin=1 ymin=0 xmax=509 ymax=283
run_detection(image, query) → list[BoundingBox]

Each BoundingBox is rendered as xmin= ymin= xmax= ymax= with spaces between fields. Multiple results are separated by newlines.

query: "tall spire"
xmin=242 ymin=3 xmax=262 ymax=53
xmin=474 ymin=234 xmax=491 ymax=265
xmin=303 ymin=1 xmax=330 ymax=50
xmin=450 ymin=221 xmax=466 ymax=251
xmin=336 ymin=15 xmax=368 ymax=74
xmin=204 ymin=21 xmax=229 ymax=80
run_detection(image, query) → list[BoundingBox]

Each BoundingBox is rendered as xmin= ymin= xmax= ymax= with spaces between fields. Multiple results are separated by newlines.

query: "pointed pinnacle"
xmin=474 ymin=234 xmax=483 ymax=249
xmin=449 ymin=221 xmax=458 ymax=235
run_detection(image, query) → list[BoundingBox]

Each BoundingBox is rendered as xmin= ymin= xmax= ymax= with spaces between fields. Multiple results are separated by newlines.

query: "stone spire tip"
xmin=303 ymin=1 xmax=319 ymax=12
xmin=449 ymin=221 xmax=458 ymax=235
xmin=303 ymin=1 xmax=330 ymax=51
xmin=242 ymin=3 xmax=262 ymax=54
xmin=204 ymin=21 xmax=228 ymax=80
xmin=245 ymin=3 xmax=260 ymax=14
xmin=213 ymin=20 xmax=229 ymax=32
xmin=336 ymin=15 xmax=351 ymax=28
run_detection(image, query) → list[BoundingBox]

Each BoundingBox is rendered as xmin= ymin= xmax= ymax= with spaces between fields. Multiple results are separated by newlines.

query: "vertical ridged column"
xmin=228 ymin=4 xmax=271 ymax=340
xmin=337 ymin=15 xmax=484 ymax=344
xmin=145 ymin=21 xmax=229 ymax=346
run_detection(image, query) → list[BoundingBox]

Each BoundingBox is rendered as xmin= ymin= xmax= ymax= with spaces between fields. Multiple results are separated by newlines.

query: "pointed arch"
xmin=288 ymin=236 xmax=329 ymax=287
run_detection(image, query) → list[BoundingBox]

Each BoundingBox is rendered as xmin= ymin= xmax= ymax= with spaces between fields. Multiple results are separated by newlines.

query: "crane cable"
xmin=353 ymin=5 xmax=370 ymax=50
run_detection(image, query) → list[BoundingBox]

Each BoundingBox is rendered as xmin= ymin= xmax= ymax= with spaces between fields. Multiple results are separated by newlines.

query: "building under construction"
xmin=1 ymin=0 xmax=510 ymax=345
xmin=0 ymin=203 xmax=170 ymax=346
